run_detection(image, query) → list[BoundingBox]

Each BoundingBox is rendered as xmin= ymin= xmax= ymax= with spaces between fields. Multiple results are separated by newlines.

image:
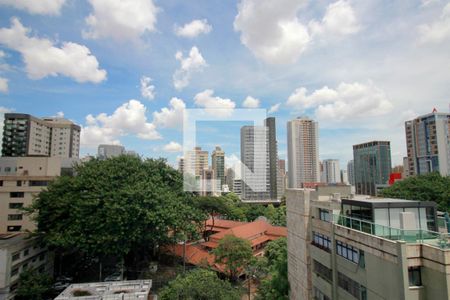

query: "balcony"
xmin=333 ymin=214 xmax=450 ymax=250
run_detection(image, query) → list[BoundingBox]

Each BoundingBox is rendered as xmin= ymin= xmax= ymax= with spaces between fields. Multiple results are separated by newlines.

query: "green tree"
xmin=381 ymin=172 xmax=450 ymax=212
xmin=159 ymin=269 xmax=241 ymax=300
xmin=264 ymin=238 xmax=286 ymax=265
xmin=25 ymin=156 xmax=205 ymax=268
xmin=194 ymin=196 xmax=231 ymax=240
xmin=213 ymin=235 xmax=253 ymax=281
xmin=15 ymin=268 xmax=52 ymax=300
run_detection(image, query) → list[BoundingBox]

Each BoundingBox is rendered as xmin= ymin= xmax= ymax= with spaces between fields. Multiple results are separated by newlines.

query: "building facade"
xmin=322 ymin=159 xmax=341 ymax=184
xmin=287 ymin=117 xmax=320 ymax=188
xmin=347 ymin=160 xmax=355 ymax=186
xmin=97 ymin=144 xmax=125 ymax=160
xmin=265 ymin=117 xmax=279 ymax=200
xmin=353 ymin=141 xmax=392 ymax=196
xmin=287 ymin=187 xmax=450 ymax=300
xmin=0 ymin=233 xmax=53 ymax=300
xmin=240 ymin=126 xmax=271 ymax=201
xmin=405 ymin=112 xmax=450 ymax=177
xmin=2 ymin=113 xmax=80 ymax=158
xmin=211 ymin=146 xmax=225 ymax=191
xmin=0 ymin=157 xmax=78 ymax=232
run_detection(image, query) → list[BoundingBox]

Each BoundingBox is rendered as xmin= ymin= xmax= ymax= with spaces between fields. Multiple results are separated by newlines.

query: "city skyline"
xmin=1 ymin=1 xmax=450 ymax=168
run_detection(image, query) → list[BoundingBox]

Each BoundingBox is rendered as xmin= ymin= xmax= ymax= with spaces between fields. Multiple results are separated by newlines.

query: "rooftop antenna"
xmin=432 ymin=107 xmax=437 ymax=113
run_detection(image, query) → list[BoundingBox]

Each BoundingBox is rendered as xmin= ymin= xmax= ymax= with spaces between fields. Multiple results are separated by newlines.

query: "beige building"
xmin=287 ymin=186 xmax=450 ymax=300
xmin=2 ymin=113 xmax=80 ymax=158
xmin=184 ymin=147 xmax=208 ymax=177
xmin=0 ymin=157 xmax=78 ymax=233
xmin=287 ymin=117 xmax=320 ymax=188
xmin=0 ymin=233 xmax=53 ymax=300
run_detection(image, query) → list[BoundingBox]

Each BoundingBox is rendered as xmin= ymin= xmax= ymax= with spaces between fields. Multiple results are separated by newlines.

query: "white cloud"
xmin=194 ymin=89 xmax=236 ymax=116
xmin=56 ymin=111 xmax=65 ymax=118
xmin=0 ymin=50 xmax=5 ymax=58
xmin=225 ymin=154 xmax=242 ymax=179
xmin=0 ymin=0 xmax=66 ymax=15
xmin=173 ymin=46 xmax=207 ymax=90
xmin=286 ymin=81 xmax=393 ymax=122
xmin=83 ymin=0 xmax=159 ymax=41
xmin=234 ymin=0 xmax=310 ymax=65
xmin=152 ymin=97 xmax=186 ymax=129
xmin=163 ymin=141 xmax=182 ymax=152
xmin=418 ymin=2 xmax=450 ymax=43
xmin=268 ymin=103 xmax=281 ymax=114
xmin=309 ymin=0 xmax=360 ymax=38
xmin=242 ymin=96 xmax=260 ymax=108
xmin=0 ymin=77 xmax=8 ymax=93
xmin=175 ymin=19 xmax=212 ymax=38
xmin=0 ymin=18 xmax=106 ymax=83
xmin=81 ymin=99 xmax=161 ymax=148
xmin=140 ymin=76 xmax=155 ymax=100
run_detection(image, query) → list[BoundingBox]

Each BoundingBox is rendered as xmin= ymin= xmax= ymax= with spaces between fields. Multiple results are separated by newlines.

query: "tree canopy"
xmin=25 ymin=156 xmax=206 ymax=261
xmin=381 ymin=172 xmax=450 ymax=212
xmin=15 ymin=268 xmax=52 ymax=300
xmin=158 ymin=269 xmax=241 ymax=300
xmin=213 ymin=235 xmax=253 ymax=281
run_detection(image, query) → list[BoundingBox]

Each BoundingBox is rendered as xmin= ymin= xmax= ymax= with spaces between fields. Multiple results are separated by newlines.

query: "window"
xmin=29 ymin=180 xmax=49 ymax=187
xmin=338 ymin=272 xmax=361 ymax=299
xmin=8 ymin=214 xmax=23 ymax=221
xmin=23 ymin=262 xmax=29 ymax=269
xmin=9 ymin=203 xmax=23 ymax=209
xmin=0 ymin=180 xmax=3 ymax=186
xmin=313 ymin=260 xmax=332 ymax=282
xmin=313 ymin=287 xmax=331 ymax=300
xmin=16 ymin=180 xmax=22 ymax=187
xmin=312 ymin=232 xmax=331 ymax=252
xmin=7 ymin=225 xmax=21 ymax=232
xmin=23 ymin=248 xmax=29 ymax=256
xmin=10 ymin=192 xmax=24 ymax=198
xmin=319 ymin=208 xmax=331 ymax=222
xmin=408 ymin=267 xmax=422 ymax=286
xmin=39 ymin=253 xmax=45 ymax=261
xmin=12 ymin=252 xmax=20 ymax=262
xmin=11 ymin=267 xmax=19 ymax=277
xmin=336 ymin=240 xmax=360 ymax=264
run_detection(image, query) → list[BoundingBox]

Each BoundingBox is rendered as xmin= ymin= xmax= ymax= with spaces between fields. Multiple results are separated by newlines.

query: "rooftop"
xmin=0 ymin=233 xmax=31 ymax=249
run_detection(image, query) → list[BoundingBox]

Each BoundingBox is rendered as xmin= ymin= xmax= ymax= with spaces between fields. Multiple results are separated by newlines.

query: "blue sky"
xmin=0 ymin=0 xmax=449 ymax=169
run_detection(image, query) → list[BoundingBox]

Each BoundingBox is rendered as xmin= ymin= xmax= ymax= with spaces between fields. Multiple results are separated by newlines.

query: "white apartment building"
xmin=287 ymin=117 xmax=320 ymax=188
xmin=97 ymin=144 xmax=125 ymax=160
xmin=322 ymin=159 xmax=341 ymax=184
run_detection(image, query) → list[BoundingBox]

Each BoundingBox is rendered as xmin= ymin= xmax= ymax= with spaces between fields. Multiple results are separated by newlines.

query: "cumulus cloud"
xmin=0 ymin=18 xmax=106 ymax=83
xmin=268 ymin=103 xmax=281 ymax=114
xmin=0 ymin=77 xmax=8 ymax=93
xmin=173 ymin=46 xmax=207 ymax=90
xmin=163 ymin=141 xmax=182 ymax=152
xmin=152 ymin=97 xmax=186 ymax=128
xmin=175 ymin=19 xmax=212 ymax=38
xmin=194 ymin=89 xmax=236 ymax=116
xmin=286 ymin=81 xmax=393 ymax=122
xmin=418 ymin=2 xmax=450 ymax=43
xmin=140 ymin=76 xmax=155 ymax=100
xmin=234 ymin=0 xmax=310 ymax=64
xmin=309 ymin=0 xmax=360 ymax=38
xmin=81 ymin=99 xmax=161 ymax=148
xmin=242 ymin=96 xmax=260 ymax=108
xmin=0 ymin=0 xmax=66 ymax=15
xmin=83 ymin=0 xmax=159 ymax=41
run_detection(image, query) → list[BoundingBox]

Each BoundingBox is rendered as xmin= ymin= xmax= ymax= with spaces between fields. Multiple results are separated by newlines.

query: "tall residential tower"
xmin=211 ymin=146 xmax=225 ymax=191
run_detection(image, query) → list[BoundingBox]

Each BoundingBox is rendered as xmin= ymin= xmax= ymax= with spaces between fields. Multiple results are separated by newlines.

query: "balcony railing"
xmin=333 ymin=214 xmax=450 ymax=250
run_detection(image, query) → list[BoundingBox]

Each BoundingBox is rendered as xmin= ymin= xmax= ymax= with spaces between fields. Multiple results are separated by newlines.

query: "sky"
xmin=0 ymin=0 xmax=449 ymax=170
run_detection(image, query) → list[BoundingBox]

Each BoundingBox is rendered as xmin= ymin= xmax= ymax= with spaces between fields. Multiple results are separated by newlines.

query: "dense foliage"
xmin=213 ymin=235 xmax=253 ymax=281
xmin=25 ymin=156 xmax=205 ymax=264
xmin=15 ymin=268 xmax=52 ymax=300
xmin=381 ymin=172 xmax=450 ymax=212
xmin=256 ymin=238 xmax=289 ymax=300
xmin=158 ymin=269 xmax=241 ymax=300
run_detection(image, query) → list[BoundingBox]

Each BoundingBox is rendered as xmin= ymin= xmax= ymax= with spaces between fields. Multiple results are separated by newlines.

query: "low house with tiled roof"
xmin=166 ymin=218 xmax=287 ymax=273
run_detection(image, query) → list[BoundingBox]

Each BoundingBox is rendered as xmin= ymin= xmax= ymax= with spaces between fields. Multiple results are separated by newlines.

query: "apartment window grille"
xmin=336 ymin=240 xmax=359 ymax=264
xmin=10 ymin=192 xmax=25 ymax=198
xmin=319 ymin=208 xmax=331 ymax=222
xmin=7 ymin=225 xmax=21 ymax=232
xmin=16 ymin=180 xmax=22 ymax=187
xmin=312 ymin=232 xmax=331 ymax=252
xmin=8 ymin=214 xmax=23 ymax=221
xmin=313 ymin=260 xmax=332 ymax=282
xmin=338 ymin=272 xmax=361 ymax=299
xmin=9 ymin=203 xmax=23 ymax=209
xmin=313 ymin=287 xmax=331 ymax=300
xmin=11 ymin=268 xmax=19 ymax=277
xmin=12 ymin=252 xmax=20 ymax=262
xmin=24 ymin=248 xmax=29 ymax=256
xmin=408 ymin=267 xmax=422 ymax=286
xmin=29 ymin=181 xmax=49 ymax=187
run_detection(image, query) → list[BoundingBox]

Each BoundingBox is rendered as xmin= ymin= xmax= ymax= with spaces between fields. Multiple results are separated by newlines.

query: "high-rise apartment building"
xmin=347 ymin=160 xmax=355 ymax=186
xmin=405 ymin=112 xmax=450 ymax=177
xmin=184 ymin=147 xmax=208 ymax=177
xmin=2 ymin=113 xmax=80 ymax=158
xmin=287 ymin=117 xmax=320 ymax=188
xmin=240 ymin=125 xmax=270 ymax=201
xmin=225 ymin=168 xmax=235 ymax=192
xmin=265 ymin=117 xmax=278 ymax=200
xmin=211 ymin=146 xmax=225 ymax=191
xmin=286 ymin=186 xmax=449 ymax=300
xmin=178 ymin=158 xmax=184 ymax=174
xmin=340 ymin=169 xmax=349 ymax=184
xmin=353 ymin=141 xmax=392 ymax=196
xmin=322 ymin=159 xmax=341 ymax=184
xmin=277 ymin=159 xmax=286 ymax=199
xmin=0 ymin=157 xmax=78 ymax=232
